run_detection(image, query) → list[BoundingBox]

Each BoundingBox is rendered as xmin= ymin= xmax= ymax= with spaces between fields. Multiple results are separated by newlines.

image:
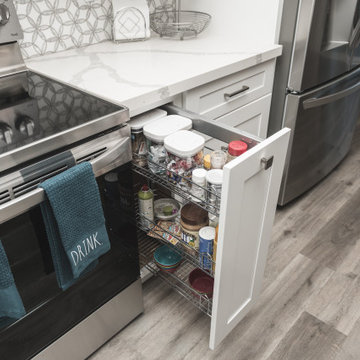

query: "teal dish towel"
xmin=0 ymin=240 xmax=26 ymax=328
xmin=39 ymin=162 xmax=111 ymax=290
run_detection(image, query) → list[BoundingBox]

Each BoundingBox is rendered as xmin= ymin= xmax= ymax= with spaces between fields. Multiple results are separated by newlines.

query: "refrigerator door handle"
xmin=303 ymin=81 xmax=360 ymax=110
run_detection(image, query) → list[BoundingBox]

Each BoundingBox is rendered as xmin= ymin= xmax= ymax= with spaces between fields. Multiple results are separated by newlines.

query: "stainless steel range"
xmin=0 ymin=2 xmax=143 ymax=359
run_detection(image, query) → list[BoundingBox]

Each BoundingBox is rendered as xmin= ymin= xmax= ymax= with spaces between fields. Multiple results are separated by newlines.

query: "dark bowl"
xmin=189 ymin=268 xmax=214 ymax=298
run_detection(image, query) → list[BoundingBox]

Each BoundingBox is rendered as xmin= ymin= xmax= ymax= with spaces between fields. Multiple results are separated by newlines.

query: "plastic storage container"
xmin=143 ymin=115 xmax=192 ymax=174
xmin=129 ymin=109 xmax=167 ymax=166
xmin=164 ymin=130 xmax=205 ymax=184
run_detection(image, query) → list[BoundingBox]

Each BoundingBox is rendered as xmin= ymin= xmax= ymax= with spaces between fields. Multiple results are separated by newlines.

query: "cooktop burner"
xmin=0 ymin=71 xmax=122 ymax=155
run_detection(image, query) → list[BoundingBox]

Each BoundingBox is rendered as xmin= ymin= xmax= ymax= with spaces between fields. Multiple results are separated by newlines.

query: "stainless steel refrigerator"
xmin=269 ymin=0 xmax=360 ymax=205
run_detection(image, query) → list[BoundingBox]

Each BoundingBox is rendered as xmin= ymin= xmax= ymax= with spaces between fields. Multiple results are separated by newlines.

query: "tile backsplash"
xmin=14 ymin=0 xmax=175 ymax=59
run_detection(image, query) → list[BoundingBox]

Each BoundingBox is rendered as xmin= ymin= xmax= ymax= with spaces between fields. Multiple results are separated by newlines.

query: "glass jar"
xmin=210 ymin=150 xmax=227 ymax=169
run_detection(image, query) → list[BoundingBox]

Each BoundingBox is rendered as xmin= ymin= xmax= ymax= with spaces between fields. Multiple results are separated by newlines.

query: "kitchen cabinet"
xmin=134 ymin=104 xmax=290 ymax=349
xmin=179 ymin=60 xmax=275 ymax=138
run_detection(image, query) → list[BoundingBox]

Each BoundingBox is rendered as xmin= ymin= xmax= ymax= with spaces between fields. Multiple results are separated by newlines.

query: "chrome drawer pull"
xmin=224 ymin=86 xmax=250 ymax=101
xmin=261 ymin=156 xmax=274 ymax=170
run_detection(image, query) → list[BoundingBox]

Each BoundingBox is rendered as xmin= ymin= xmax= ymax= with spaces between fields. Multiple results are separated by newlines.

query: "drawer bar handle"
xmin=224 ymin=86 xmax=250 ymax=101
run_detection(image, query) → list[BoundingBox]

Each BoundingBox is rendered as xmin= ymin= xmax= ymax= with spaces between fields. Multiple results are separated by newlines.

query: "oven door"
xmin=0 ymin=126 xmax=141 ymax=360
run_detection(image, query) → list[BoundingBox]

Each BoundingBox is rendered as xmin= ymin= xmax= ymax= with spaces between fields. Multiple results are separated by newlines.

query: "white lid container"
xmin=192 ymin=168 xmax=207 ymax=184
xmin=164 ymin=130 xmax=205 ymax=158
xmin=143 ymin=115 xmax=192 ymax=144
xmin=199 ymin=226 xmax=216 ymax=241
xmin=129 ymin=109 xmax=167 ymax=131
xmin=206 ymin=169 xmax=223 ymax=185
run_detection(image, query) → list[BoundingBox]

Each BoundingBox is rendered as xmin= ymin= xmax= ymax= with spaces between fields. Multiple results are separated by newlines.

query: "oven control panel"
xmin=0 ymin=98 xmax=40 ymax=151
xmin=0 ymin=0 xmax=23 ymax=43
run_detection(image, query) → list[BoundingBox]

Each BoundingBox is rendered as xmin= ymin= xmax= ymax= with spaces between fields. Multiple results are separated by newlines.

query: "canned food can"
xmin=199 ymin=226 xmax=216 ymax=271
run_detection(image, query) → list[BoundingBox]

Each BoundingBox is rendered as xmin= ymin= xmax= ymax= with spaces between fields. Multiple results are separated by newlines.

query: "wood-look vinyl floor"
xmin=90 ymin=124 xmax=360 ymax=360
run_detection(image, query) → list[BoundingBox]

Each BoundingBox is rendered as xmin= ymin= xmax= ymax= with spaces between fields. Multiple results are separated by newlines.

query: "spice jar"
xmin=227 ymin=140 xmax=248 ymax=162
xmin=180 ymin=203 xmax=209 ymax=252
xmin=210 ymin=150 xmax=227 ymax=169
xmin=206 ymin=169 xmax=223 ymax=210
xmin=191 ymin=168 xmax=207 ymax=202
xmin=203 ymin=154 xmax=211 ymax=170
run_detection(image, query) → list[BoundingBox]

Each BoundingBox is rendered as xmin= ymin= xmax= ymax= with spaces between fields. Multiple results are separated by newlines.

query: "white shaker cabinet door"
xmin=210 ymin=127 xmax=290 ymax=349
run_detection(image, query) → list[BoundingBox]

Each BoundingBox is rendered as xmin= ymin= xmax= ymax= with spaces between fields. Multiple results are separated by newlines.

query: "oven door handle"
xmin=0 ymin=137 xmax=131 ymax=225
xmin=303 ymin=81 xmax=360 ymax=110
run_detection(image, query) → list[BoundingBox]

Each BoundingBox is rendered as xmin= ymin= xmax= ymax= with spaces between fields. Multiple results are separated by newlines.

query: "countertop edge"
xmin=25 ymin=44 xmax=282 ymax=117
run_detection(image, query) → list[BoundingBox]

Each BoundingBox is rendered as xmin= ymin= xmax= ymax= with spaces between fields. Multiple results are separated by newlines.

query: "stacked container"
xmin=143 ymin=115 xmax=192 ymax=174
xmin=164 ymin=130 xmax=205 ymax=185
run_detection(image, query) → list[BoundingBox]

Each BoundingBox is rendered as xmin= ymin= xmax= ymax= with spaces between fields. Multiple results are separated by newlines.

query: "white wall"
xmin=181 ymin=0 xmax=284 ymax=45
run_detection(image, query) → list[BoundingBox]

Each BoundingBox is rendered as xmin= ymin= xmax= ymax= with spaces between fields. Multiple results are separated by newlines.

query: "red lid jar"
xmin=228 ymin=141 xmax=248 ymax=156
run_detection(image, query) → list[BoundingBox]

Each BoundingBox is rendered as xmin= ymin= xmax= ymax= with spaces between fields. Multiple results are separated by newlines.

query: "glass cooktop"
xmin=0 ymin=71 xmax=125 ymax=156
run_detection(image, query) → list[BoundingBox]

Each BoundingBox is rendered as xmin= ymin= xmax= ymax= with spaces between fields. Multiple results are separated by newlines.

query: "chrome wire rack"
xmin=138 ymin=233 xmax=213 ymax=316
xmin=136 ymin=208 xmax=216 ymax=277
xmin=132 ymin=161 xmax=220 ymax=217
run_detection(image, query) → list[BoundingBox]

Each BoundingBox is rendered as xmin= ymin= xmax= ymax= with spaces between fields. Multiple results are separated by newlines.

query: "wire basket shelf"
xmin=150 ymin=11 xmax=211 ymax=40
xmin=138 ymin=233 xmax=213 ymax=316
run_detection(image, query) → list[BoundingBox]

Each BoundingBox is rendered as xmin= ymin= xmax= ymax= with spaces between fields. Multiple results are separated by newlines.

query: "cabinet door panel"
xmin=210 ymin=128 xmax=290 ymax=349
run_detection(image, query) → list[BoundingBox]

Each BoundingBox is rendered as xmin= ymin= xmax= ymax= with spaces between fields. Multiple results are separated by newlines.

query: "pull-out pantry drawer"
xmin=134 ymin=104 xmax=290 ymax=350
xmin=182 ymin=60 xmax=275 ymax=120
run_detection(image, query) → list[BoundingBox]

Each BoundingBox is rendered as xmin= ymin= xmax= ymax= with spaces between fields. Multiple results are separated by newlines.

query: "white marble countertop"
xmin=25 ymin=35 xmax=282 ymax=116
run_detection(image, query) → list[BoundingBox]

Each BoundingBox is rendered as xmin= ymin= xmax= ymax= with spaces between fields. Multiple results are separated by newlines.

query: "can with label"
xmin=199 ymin=226 xmax=216 ymax=271
xmin=138 ymin=185 xmax=154 ymax=229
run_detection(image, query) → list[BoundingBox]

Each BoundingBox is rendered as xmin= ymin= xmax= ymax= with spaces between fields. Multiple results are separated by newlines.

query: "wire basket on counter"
xmin=150 ymin=11 xmax=211 ymax=40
